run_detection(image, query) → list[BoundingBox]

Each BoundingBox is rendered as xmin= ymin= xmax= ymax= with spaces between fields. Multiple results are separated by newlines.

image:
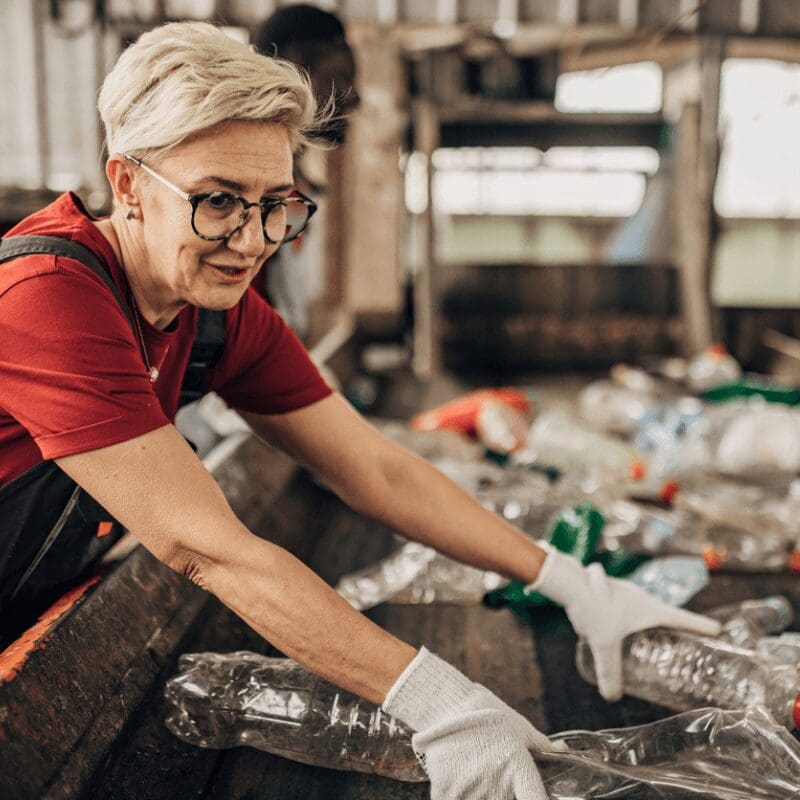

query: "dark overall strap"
xmin=179 ymin=307 xmax=226 ymax=407
xmin=0 ymin=234 xmax=222 ymax=617
xmin=0 ymin=234 xmax=226 ymax=402
xmin=0 ymin=235 xmax=134 ymax=328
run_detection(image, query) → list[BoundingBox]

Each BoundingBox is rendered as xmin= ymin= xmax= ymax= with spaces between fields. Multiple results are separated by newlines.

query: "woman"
xmin=0 ymin=23 xmax=719 ymax=800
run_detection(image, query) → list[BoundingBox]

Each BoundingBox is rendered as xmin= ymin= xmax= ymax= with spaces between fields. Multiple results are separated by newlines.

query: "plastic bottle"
xmin=686 ymin=344 xmax=741 ymax=393
xmin=577 ymin=381 xmax=654 ymax=435
xmin=713 ymin=404 xmax=800 ymax=475
xmin=575 ymin=596 xmax=799 ymax=728
xmin=528 ymin=409 xmax=644 ymax=479
xmin=335 ymin=541 xmax=437 ymax=611
xmin=544 ymin=707 xmax=800 ymax=800
xmin=410 ymin=388 xmax=530 ymax=435
xmin=602 ymin=500 xmax=793 ymax=572
xmin=625 ymin=556 xmax=709 ymax=608
xmin=757 ymin=633 xmax=800 ymax=665
xmin=707 ymin=595 xmax=793 ymax=648
xmin=576 ymin=630 xmax=800 ymax=729
xmin=674 ymin=477 xmax=800 ymax=541
xmin=389 ymin=554 xmax=505 ymax=605
xmin=609 ymin=363 xmax=658 ymax=395
xmin=474 ymin=400 xmax=529 ymax=454
xmin=166 ymin=654 xmax=800 ymax=796
xmin=164 ymin=651 xmax=426 ymax=781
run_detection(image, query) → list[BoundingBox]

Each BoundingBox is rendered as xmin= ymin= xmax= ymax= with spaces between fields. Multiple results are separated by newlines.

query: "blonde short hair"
xmin=98 ymin=21 xmax=320 ymax=160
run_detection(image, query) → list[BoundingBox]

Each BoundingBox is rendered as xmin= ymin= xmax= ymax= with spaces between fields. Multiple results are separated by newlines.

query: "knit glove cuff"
xmin=383 ymin=647 xmax=476 ymax=732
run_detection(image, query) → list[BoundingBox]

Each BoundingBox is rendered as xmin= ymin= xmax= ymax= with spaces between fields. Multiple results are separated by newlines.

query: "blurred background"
xmin=2 ymin=0 xmax=800 ymax=384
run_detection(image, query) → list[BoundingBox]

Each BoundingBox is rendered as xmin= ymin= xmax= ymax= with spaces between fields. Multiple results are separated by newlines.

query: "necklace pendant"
xmin=148 ymin=366 xmax=159 ymax=383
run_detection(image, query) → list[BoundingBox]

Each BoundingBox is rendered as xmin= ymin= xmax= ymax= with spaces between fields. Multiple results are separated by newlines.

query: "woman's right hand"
xmin=383 ymin=647 xmax=561 ymax=800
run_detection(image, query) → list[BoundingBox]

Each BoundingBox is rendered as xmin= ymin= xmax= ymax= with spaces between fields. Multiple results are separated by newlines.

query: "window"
xmin=419 ymin=146 xmax=658 ymax=217
xmin=555 ymin=62 xmax=662 ymax=113
xmin=715 ymin=59 xmax=800 ymax=218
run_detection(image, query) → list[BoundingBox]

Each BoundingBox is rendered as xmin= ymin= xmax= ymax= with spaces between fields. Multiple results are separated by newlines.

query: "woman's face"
xmin=136 ymin=120 xmax=293 ymax=311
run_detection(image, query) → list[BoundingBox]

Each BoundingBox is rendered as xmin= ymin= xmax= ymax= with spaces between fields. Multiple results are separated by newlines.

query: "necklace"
xmin=129 ymin=293 xmax=160 ymax=383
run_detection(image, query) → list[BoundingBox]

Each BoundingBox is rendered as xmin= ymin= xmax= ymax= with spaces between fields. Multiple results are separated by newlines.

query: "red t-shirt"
xmin=0 ymin=193 xmax=332 ymax=487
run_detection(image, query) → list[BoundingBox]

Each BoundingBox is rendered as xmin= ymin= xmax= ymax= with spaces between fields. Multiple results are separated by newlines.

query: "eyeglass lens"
xmin=193 ymin=194 xmax=311 ymax=243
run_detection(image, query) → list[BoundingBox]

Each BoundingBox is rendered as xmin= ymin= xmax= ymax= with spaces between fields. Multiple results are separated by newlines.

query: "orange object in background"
xmin=410 ymin=388 xmax=531 ymax=436
xmin=703 ymin=548 xmax=727 ymax=571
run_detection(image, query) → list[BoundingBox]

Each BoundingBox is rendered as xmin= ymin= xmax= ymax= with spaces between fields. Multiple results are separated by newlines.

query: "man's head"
xmin=255 ymin=4 xmax=358 ymax=145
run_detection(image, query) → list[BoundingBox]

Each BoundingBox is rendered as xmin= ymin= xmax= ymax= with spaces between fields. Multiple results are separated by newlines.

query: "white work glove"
xmin=383 ymin=647 xmax=562 ymax=800
xmin=528 ymin=544 xmax=722 ymax=701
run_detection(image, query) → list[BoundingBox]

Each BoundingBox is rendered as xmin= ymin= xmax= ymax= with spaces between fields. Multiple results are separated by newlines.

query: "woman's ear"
xmin=106 ymin=155 xmax=141 ymax=216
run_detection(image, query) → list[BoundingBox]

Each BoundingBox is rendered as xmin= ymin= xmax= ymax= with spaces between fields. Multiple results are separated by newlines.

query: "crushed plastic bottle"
xmin=166 ymin=655 xmax=800 ymax=799
xmin=575 ymin=595 xmax=800 ymax=729
xmin=543 ymin=707 xmax=800 ymax=800
xmin=609 ymin=362 xmax=659 ymax=395
xmin=334 ymin=541 xmax=437 ymax=611
xmin=576 ymin=630 xmax=800 ymax=728
xmin=626 ymin=556 xmax=709 ymax=607
xmin=602 ymin=500 xmax=794 ymax=572
xmin=528 ymin=409 xmax=645 ymax=479
xmin=474 ymin=400 xmax=530 ymax=454
xmin=577 ymin=381 xmax=655 ymax=435
xmin=164 ymin=651 xmax=425 ymax=781
xmin=708 ymin=595 xmax=793 ymax=648
xmin=673 ymin=477 xmax=800 ymax=543
xmin=389 ymin=555 xmax=505 ymax=605
xmin=757 ymin=633 xmax=800 ymax=666
xmin=686 ymin=344 xmax=742 ymax=393
xmin=334 ymin=541 xmax=504 ymax=610
xmin=713 ymin=404 xmax=800 ymax=475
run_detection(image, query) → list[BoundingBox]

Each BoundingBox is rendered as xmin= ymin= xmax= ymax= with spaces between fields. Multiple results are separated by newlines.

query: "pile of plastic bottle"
xmin=164 ymin=345 xmax=800 ymax=795
xmin=164 ymin=596 xmax=800 ymax=797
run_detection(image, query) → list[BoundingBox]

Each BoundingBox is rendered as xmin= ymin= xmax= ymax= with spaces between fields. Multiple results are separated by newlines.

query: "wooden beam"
xmin=560 ymin=33 xmax=697 ymax=70
xmin=727 ymin=36 xmax=800 ymax=64
xmin=411 ymin=97 xmax=441 ymax=379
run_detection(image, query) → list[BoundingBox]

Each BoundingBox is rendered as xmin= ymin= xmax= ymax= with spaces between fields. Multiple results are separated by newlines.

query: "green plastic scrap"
xmin=702 ymin=377 xmax=800 ymax=406
xmin=483 ymin=502 xmax=648 ymax=616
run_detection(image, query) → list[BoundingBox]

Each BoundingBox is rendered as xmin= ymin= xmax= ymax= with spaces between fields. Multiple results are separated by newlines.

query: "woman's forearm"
xmin=191 ymin=528 xmax=417 ymax=705
xmin=345 ymin=450 xmax=547 ymax=585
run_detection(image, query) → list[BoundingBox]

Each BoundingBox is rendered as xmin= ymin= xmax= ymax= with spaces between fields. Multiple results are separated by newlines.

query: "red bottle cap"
xmin=660 ymin=480 xmax=679 ymax=505
xmin=703 ymin=548 xmax=726 ymax=571
xmin=709 ymin=343 xmax=728 ymax=358
xmin=629 ymin=460 xmax=646 ymax=481
xmin=794 ymin=693 xmax=800 ymax=730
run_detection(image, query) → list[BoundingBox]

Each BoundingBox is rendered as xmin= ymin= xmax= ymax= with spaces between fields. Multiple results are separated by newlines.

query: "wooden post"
xmin=672 ymin=35 xmax=724 ymax=354
xmin=342 ymin=31 xmax=406 ymax=332
xmin=411 ymin=97 xmax=441 ymax=378
xmin=325 ymin=146 xmax=347 ymax=309
xmin=698 ymin=35 xmax=724 ymax=341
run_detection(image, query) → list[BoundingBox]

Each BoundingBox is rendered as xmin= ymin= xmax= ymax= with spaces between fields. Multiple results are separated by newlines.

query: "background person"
xmin=254 ymin=3 xmax=359 ymax=338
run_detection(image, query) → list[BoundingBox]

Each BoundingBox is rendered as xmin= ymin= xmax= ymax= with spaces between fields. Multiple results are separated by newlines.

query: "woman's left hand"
xmin=528 ymin=545 xmax=722 ymax=701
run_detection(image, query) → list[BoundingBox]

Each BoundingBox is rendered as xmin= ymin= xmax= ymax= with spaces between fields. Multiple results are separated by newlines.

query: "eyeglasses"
xmin=124 ymin=155 xmax=317 ymax=245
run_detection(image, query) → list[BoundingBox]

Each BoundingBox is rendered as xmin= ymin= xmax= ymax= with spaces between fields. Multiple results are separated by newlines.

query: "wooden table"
xmin=68 ymin=373 xmax=800 ymax=798
xmin=87 ymin=489 xmax=800 ymax=798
